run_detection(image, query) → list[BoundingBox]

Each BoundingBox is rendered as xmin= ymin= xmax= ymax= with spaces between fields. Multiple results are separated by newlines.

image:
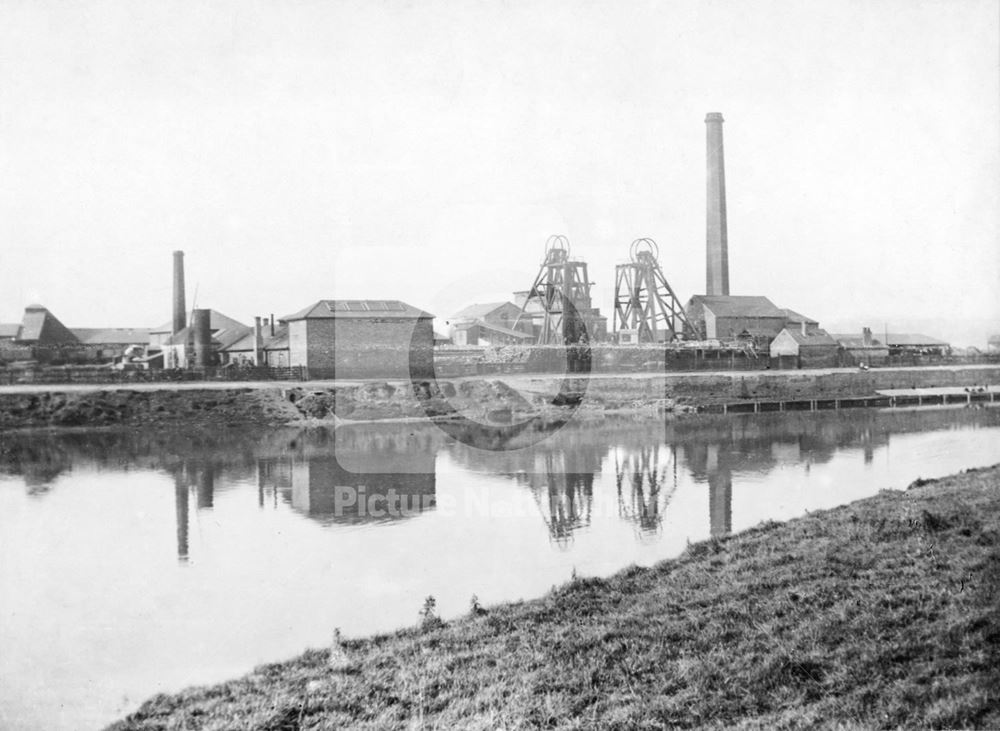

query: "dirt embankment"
xmin=0 ymin=366 xmax=997 ymax=430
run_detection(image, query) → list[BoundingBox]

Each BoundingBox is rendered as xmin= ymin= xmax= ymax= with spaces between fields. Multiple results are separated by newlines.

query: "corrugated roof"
xmin=690 ymin=295 xmax=784 ymax=319
xmin=0 ymin=323 xmax=21 ymax=338
xmin=71 ymin=328 xmax=151 ymax=345
xmin=281 ymin=300 xmax=433 ymax=321
xmin=451 ymin=302 xmax=513 ymax=320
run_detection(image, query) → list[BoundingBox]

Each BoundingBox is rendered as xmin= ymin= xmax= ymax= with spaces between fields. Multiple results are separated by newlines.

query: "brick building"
xmin=685 ymin=295 xmax=788 ymax=344
xmin=282 ymin=299 xmax=434 ymax=379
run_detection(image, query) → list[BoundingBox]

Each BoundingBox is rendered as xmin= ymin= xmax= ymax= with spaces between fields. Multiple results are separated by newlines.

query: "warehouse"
xmin=282 ymin=299 xmax=434 ymax=379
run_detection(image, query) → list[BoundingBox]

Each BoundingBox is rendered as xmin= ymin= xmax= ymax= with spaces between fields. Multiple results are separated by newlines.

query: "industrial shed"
xmin=448 ymin=301 xmax=533 ymax=346
xmin=770 ymin=327 xmax=840 ymax=368
xmin=685 ymin=295 xmax=787 ymax=343
xmin=282 ymin=299 xmax=434 ymax=379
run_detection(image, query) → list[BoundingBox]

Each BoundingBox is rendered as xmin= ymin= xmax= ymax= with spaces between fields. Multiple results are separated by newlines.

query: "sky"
xmin=1 ymin=0 xmax=998 ymax=345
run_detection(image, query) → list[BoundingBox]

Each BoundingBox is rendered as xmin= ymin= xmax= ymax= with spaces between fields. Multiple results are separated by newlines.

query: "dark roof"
xmin=884 ymin=333 xmax=949 ymax=347
xmin=780 ymin=308 xmax=819 ymax=325
xmin=777 ymin=328 xmax=839 ymax=347
xmin=689 ymin=295 xmax=785 ymax=319
xmin=282 ymin=300 xmax=433 ymax=321
xmin=71 ymin=328 xmax=151 ymax=345
xmin=17 ymin=306 xmax=79 ymax=345
xmin=451 ymin=302 xmax=513 ymax=320
xmin=0 ymin=323 xmax=21 ymax=338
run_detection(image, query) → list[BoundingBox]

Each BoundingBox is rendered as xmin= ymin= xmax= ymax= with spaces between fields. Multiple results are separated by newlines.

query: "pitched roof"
xmin=17 ymin=305 xmax=80 ymax=345
xmin=476 ymin=321 xmax=534 ymax=340
xmin=780 ymin=308 xmax=819 ymax=325
xmin=71 ymin=328 xmax=151 ymax=345
xmin=220 ymin=324 xmax=290 ymax=352
xmin=831 ymin=334 xmax=886 ymax=348
xmin=0 ymin=323 xmax=21 ymax=338
xmin=166 ymin=323 xmax=251 ymax=348
xmin=451 ymin=302 xmax=513 ymax=320
xmin=281 ymin=300 xmax=433 ymax=321
xmin=689 ymin=295 xmax=784 ymax=319
xmin=151 ymin=310 xmax=248 ymax=335
xmin=778 ymin=328 xmax=839 ymax=347
xmin=884 ymin=333 xmax=949 ymax=347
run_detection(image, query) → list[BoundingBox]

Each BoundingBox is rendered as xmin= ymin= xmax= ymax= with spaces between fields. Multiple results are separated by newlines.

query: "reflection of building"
xmin=282 ymin=456 xmax=436 ymax=525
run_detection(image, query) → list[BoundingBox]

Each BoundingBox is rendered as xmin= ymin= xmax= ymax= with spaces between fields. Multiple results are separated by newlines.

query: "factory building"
xmin=220 ymin=319 xmax=290 ymax=367
xmin=282 ymin=299 xmax=434 ymax=379
xmin=448 ymin=302 xmax=534 ymax=346
xmin=161 ymin=310 xmax=250 ymax=368
xmin=685 ymin=295 xmax=788 ymax=344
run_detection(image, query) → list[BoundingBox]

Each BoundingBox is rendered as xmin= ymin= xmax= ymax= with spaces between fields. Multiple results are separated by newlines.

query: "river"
xmin=1 ymin=405 xmax=999 ymax=729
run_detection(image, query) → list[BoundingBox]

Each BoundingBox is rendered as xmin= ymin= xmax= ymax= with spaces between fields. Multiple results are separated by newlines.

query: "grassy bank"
xmin=110 ymin=465 xmax=1000 ymax=730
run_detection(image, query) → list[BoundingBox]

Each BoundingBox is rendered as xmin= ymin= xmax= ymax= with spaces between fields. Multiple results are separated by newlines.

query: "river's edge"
xmin=109 ymin=464 xmax=1000 ymax=730
xmin=2 ymin=365 xmax=998 ymax=430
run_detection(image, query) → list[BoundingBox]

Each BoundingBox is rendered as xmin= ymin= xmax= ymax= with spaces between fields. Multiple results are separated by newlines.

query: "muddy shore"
xmin=0 ymin=365 xmax=997 ymax=430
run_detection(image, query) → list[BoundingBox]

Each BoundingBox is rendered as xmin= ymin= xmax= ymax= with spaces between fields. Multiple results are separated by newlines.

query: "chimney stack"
xmin=705 ymin=113 xmax=730 ymax=296
xmin=172 ymin=251 xmax=187 ymax=335
xmin=192 ymin=308 xmax=213 ymax=367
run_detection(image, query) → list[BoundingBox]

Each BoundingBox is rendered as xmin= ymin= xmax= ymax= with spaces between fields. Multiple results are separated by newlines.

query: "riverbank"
xmin=109 ymin=464 xmax=1000 ymax=730
xmin=1 ymin=364 xmax=997 ymax=429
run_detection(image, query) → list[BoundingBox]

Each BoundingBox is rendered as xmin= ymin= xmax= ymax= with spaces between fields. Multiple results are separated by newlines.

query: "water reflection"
xmin=0 ymin=407 xmax=997 ymax=551
xmin=615 ymin=445 xmax=678 ymax=537
xmin=4 ymin=406 xmax=1000 ymax=731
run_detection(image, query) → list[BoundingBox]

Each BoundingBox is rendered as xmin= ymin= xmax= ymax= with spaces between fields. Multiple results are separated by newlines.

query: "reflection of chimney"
xmin=193 ymin=309 xmax=213 ymax=367
xmin=175 ymin=476 xmax=189 ymax=562
xmin=172 ymin=251 xmax=186 ymax=335
xmin=705 ymin=113 xmax=730 ymax=296
xmin=196 ymin=469 xmax=214 ymax=509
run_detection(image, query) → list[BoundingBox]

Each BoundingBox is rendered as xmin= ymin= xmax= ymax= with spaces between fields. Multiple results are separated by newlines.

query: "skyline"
xmin=2 ymin=0 xmax=998 ymax=346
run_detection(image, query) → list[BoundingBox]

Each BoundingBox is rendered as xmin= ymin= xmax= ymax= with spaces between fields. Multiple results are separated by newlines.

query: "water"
xmin=1 ymin=406 xmax=999 ymax=729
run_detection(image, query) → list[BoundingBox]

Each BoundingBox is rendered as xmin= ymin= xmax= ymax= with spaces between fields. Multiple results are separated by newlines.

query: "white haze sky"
xmin=1 ymin=0 xmax=998 ymax=345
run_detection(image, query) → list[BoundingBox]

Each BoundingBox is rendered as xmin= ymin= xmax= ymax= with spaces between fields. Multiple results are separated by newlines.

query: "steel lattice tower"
xmin=515 ymin=235 xmax=595 ymax=345
xmin=613 ymin=238 xmax=698 ymax=343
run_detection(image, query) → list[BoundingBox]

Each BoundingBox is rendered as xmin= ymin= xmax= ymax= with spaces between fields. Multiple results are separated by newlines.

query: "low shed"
xmin=770 ymin=327 xmax=840 ymax=368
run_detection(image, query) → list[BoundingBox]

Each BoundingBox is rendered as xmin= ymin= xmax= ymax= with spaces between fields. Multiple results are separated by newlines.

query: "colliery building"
xmin=282 ymin=299 xmax=434 ymax=379
xmin=448 ymin=302 xmax=533 ymax=347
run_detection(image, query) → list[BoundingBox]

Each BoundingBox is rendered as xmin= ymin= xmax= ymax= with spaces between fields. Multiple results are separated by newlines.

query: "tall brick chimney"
xmin=705 ymin=113 xmax=730 ymax=296
xmin=172 ymin=251 xmax=186 ymax=335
